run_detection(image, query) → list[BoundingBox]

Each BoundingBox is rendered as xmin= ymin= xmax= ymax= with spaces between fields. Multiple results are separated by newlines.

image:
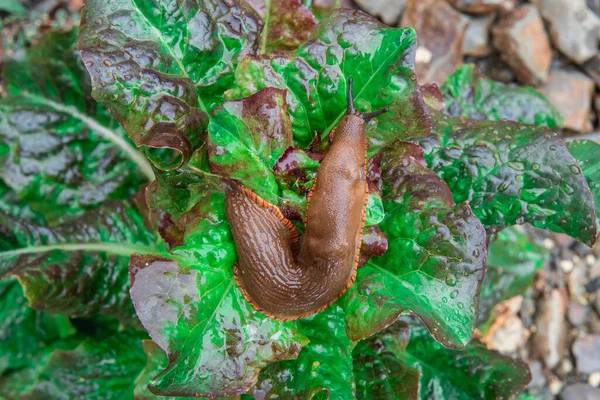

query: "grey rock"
xmin=583 ymin=54 xmax=600 ymax=87
xmin=569 ymin=301 xmax=591 ymax=327
xmin=560 ymin=384 xmax=600 ymax=400
xmin=463 ymin=13 xmax=495 ymax=57
xmin=356 ymin=0 xmax=406 ymax=26
xmin=573 ymin=335 xmax=600 ymax=374
xmin=532 ymin=0 xmax=600 ymax=64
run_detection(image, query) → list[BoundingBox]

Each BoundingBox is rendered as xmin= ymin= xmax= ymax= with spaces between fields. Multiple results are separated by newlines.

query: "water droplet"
xmin=516 ymin=174 xmax=523 ymax=182
xmin=549 ymin=145 xmax=557 ymax=151
xmin=103 ymin=60 xmax=113 ymax=67
xmin=470 ymin=305 xmax=476 ymax=314
xmin=445 ymin=275 xmax=457 ymax=286
xmin=457 ymin=302 xmax=464 ymax=309
xmin=450 ymin=290 xmax=458 ymax=299
xmin=532 ymin=163 xmax=540 ymax=171
xmin=442 ymin=297 xmax=448 ymax=303
xmin=570 ymin=165 xmax=581 ymax=174
xmin=472 ymin=249 xmax=480 ymax=258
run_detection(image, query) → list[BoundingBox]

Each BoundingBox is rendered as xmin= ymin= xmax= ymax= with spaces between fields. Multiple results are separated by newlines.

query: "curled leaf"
xmin=78 ymin=0 xmax=262 ymax=169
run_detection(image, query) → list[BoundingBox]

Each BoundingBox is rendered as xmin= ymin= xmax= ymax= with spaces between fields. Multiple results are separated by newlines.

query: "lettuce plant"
xmin=0 ymin=1 xmax=598 ymax=399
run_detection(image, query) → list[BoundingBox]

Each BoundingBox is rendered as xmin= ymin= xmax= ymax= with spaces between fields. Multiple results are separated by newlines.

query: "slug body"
xmin=224 ymin=80 xmax=388 ymax=320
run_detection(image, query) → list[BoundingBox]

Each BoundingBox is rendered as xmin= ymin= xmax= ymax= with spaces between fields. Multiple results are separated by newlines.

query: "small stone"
xmin=589 ymin=372 xmax=600 ymax=387
xmin=401 ymin=0 xmax=469 ymax=85
xmin=561 ymin=259 xmax=575 ymax=273
xmin=447 ymin=0 xmax=515 ymax=14
xmin=568 ymin=301 xmax=591 ymax=326
xmin=560 ymin=359 xmax=574 ymax=375
xmin=539 ymin=69 xmax=596 ymax=132
xmin=356 ymin=0 xmax=406 ymax=26
xmin=573 ymin=334 xmax=600 ymax=374
xmin=560 ymin=384 xmax=600 ymax=400
xmin=463 ymin=13 xmax=495 ymax=57
xmin=583 ymin=54 xmax=600 ymax=87
xmin=529 ymin=360 xmax=548 ymax=388
xmin=492 ymin=5 xmax=552 ymax=86
xmin=530 ymin=288 xmax=569 ymax=369
xmin=550 ymin=379 xmax=564 ymax=395
xmin=532 ymin=0 xmax=600 ymax=64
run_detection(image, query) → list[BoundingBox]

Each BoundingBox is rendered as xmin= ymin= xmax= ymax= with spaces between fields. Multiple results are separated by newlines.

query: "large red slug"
xmin=224 ymin=79 xmax=388 ymax=320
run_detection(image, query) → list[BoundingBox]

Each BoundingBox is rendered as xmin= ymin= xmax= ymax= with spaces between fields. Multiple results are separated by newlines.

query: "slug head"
xmin=346 ymin=77 xmax=389 ymax=123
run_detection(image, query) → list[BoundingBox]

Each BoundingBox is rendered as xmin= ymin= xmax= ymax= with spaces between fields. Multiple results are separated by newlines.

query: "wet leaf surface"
xmin=78 ymin=0 xmax=261 ymax=170
xmin=0 ymin=200 xmax=156 ymax=326
xmin=342 ymin=141 xmax=487 ymax=349
xmin=227 ymin=8 xmax=431 ymax=151
xmin=248 ymin=305 xmax=355 ymax=400
xmin=23 ymin=331 xmax=148 ymax=400
xmin=208 ymin=88 xmax=293 ymax=203
xmin=404 ymin=322 xmax=531 ymax=400
xmin=567 ymin=139 xmax=600 ymax=232
xmin=353 ymin=321 xmax=420 ymax=400
xmin=418 ymin=111 xmax=598 ymax=245
xmin=1 ymin=30 xmax=146 ymax=223
xmin=129 ymin=188 xmax=307 ymax=398
xmin=0 ymin=278 xmax=75 ymax=375
xmin=246 ymin=0 xmax=317 ymax=52
xmin=442 ymin=64 xmax=563 ymax=129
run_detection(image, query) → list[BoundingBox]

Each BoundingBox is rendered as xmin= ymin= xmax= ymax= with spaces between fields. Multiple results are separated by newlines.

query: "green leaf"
xmin=248 ymin=305 xmax=355 ymax=400
xmin=226 ymin=8 xmax=431 ymax=150
xmin=208 ymin=87 xmax=293 ymax=203
xmin=0 ymin=0 xmax=26 ymax=14
xmin=77 ymin=0 xmax=261 ymax=170
xmin=365 ymin=191 xmax=385 ymax=227
xmin=135 ymin=340 xmax=205 ymax=400
xmin=404 ymin=323 xmax=531 ymax=400
xmin=419 ymin=111 xmax=598 ymax=245
xmin=129 ymin=188 xmax=307 ymax=398
xmin=479 ymin=227 xmax=548 ymax=323
xmin=0 ymin=30 xmax=150 ymax=223
xmin=246 ymin=0 xmax=317 ymax=52
xmin=0 ymin=200 xmax=157 ymax=326
xmin=442 ymin=64 xmax=563 ymax=129
xmin=567 ymin=139 xmax=600 ymax=231
xmin=23 ymin=331 xmax=148 ymax=400
xmin=353 ymin=321 xmax=420 ymax=400
xmin=341 ymin=142 xmax=487 ymax=348
xmin=0 ymin=278 xmax=75 ymax=374
xmin=0 ymin=178 xmax=45 ymax=224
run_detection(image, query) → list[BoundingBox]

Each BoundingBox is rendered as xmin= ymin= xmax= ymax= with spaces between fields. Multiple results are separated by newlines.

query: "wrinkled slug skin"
xmin=224 ymin=114 xmax=368 ymax=320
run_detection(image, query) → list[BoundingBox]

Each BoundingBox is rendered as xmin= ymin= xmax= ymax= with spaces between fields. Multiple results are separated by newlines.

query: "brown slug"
xmin=223 ymin=78 xmax=388 ymax=320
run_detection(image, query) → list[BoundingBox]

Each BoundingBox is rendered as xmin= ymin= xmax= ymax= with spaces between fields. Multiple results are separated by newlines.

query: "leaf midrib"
xmin=0 ymin=243 xmax=157 ymax=259
xmin=21 ymin=93 xmax=155 ymax=181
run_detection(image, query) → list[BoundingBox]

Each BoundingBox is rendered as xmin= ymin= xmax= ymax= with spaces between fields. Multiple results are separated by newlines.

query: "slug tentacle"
xmin=224 ymin=79 xmax=388 ymax=320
